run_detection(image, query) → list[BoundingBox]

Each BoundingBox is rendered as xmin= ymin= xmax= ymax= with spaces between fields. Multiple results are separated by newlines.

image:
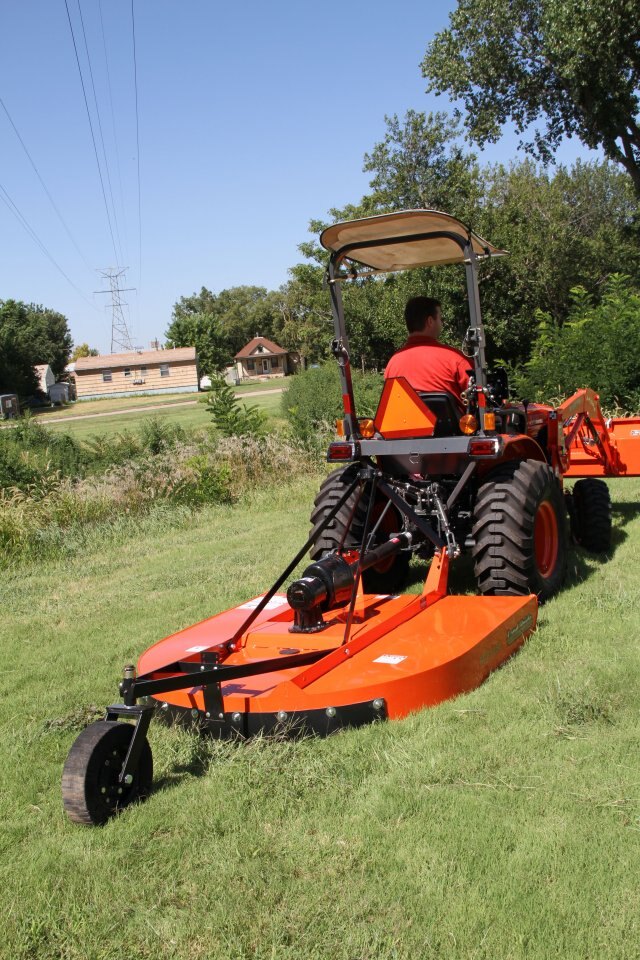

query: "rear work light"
xmin=327 ymin=441 xmax=359 ymax=462
xmin=468 ymin=437 xmax=501 ymax=457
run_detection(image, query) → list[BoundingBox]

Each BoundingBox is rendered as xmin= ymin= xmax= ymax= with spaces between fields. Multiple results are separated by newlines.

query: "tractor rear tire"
xmin=309 ymin=465 xmax=410 ymax=593
xmin=472 ymin=459 xmax=567 ymax=601
xmin=570 ymin=478 xmax=612 ymax=553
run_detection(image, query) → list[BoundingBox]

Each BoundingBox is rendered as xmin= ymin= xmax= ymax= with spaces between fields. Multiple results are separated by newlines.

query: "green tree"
xmin=0 ymin=299 xmax=72 ymax=394
xmin=166 ymin=285 xmax=280 ymax=373
xmin=422 ymin=0 xmax=640 ymax=195
xmin=515 ymin=274 xmax=640 ymax=407
xmin=71 ymin=343 xmax=99 ymax=361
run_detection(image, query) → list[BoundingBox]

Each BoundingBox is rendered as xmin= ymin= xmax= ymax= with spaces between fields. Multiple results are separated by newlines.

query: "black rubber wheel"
xmin=62 ymin=720 xmax=153 ymax=825
xmin=472 ymin=459 xmax=567 ymax=601
xmin=309 ymin=466 xmax=410 ymax=593
xmin=570 ymin=478 xmax=612 ymax=553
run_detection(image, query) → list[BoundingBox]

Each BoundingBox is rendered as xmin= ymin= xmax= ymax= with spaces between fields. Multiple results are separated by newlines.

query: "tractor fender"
xmin=478 ymin=435 xmax=547 ymax=477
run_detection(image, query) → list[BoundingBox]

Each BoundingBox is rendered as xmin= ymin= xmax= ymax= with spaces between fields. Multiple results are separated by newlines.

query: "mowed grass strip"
xmin=1 ymin=478 xmax=639 ymax=959
xmin=42 ymin=391 xmax=285 ymax=441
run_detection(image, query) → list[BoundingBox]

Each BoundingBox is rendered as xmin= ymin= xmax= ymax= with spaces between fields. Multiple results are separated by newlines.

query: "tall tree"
xmin=422 ymin=0 xmax=640 ymax=195
xmin=0 ymin=300 xmax=73 ymax=394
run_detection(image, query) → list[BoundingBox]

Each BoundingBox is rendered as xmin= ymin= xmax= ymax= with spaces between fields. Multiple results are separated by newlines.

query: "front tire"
xmin=570 ymin=478 xmax=612 ymax=552
xmin=472 ymin=459 xmax=567 ymax=601
xmin=309 ymin=466 xmax=410 ymax=593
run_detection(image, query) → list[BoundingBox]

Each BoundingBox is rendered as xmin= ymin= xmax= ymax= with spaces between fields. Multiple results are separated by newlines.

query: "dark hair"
xmin=404 ymin=296 xmax=441 ymax=333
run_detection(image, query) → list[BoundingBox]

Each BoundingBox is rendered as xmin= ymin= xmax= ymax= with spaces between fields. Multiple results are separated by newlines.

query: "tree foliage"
xmin=71 ymin=343 xmax=99 ymax=362
xmin=514 ymin=274 xmax=640 ymax=407
xmin=0 ymin=300 xmax=72 ymax=395
xmin=166 ymin=286 xmax=280 ymax=374
xmin=422 ymin=0 xmax=640 ymax=194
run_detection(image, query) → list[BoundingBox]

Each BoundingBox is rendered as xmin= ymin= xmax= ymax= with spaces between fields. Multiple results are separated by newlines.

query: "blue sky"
xmin=0 ymin=1 xmax=598 ymax=353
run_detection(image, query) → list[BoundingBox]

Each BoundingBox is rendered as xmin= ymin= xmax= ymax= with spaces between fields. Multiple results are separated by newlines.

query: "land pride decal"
xmin=507 ymin=613 xmax=534 ymax=645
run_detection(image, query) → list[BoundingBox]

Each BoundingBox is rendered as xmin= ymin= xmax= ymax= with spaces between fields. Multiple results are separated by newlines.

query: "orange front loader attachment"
xmin=547 ymin=388 xmax=640 ymax=478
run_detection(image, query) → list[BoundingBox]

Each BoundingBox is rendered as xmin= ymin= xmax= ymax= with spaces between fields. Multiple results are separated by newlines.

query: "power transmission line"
xmin=98 ymin=0 xmax=129 ymax=266
xmin=75 ymin=0 xmax=125 ymax=267
xmin=63 ymin=0 xmax=120 ymax=267
xmin=0 ymin=180 xmax=98 ymax=311
xmin=95 ymin=268 xmax=136 ymax=353
xmin=0 ymin=95 xmax=94 ymax=275
xmin=131 ymin=0 xmax=142 ymax=294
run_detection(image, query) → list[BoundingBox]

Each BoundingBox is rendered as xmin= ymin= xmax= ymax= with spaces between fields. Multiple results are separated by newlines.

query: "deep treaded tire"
xmin=472 ymin=459 xmax=567 ymax=601
xmin=309 ymin=466 xmax=410 ymax=593
xmin=571 ymin=478 xmax=612 ymax=553
xmin=62 ymin=721 xmax=153 ymax=825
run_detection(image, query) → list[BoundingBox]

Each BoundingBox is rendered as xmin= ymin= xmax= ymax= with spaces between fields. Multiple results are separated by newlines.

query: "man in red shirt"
xmin=384 ymin=296 xmax=471 ymax=406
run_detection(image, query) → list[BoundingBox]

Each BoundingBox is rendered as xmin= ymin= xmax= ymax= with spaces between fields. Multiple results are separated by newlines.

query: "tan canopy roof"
xmin=320 ymin=209 xmax=507 ymax=272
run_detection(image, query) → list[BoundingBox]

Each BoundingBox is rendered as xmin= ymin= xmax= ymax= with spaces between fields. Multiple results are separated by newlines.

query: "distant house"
xmin=234 ymin=336 xmax=292 ymax=381
xmin=72 ymin=347 xmax=199 ymax=400
xmin=35 ymin=364 xmax=55 ymax=394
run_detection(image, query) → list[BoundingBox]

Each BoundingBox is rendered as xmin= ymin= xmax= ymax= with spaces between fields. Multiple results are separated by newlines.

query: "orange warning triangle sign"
xmin=374 ymin=377 xmax=437 ymax=439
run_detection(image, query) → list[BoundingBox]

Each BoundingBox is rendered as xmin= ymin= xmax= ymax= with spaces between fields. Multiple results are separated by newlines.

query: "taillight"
xmin=469 ymin=438 xmax=500 ymax=457
xmin=327 ymin=441 xmax=359 ymax=462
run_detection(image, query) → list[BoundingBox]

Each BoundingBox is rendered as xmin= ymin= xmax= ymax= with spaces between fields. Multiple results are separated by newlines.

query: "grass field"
xmin=2 ymin=476 xmax=639 ymax=959
xmin=39 ymin=391 xmax=285 ymax=441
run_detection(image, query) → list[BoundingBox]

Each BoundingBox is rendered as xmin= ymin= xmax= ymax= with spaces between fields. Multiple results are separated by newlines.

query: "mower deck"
xmin=140 ymin=585 xmax=537 ymax=738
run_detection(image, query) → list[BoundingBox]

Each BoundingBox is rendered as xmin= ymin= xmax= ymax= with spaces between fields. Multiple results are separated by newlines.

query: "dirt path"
xmin=3 ymin=387 xmax=285 ymax=427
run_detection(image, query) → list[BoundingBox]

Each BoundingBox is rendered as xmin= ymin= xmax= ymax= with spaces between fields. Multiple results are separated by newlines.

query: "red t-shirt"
xmin=384 ymin=334 xmax=471 ymax=404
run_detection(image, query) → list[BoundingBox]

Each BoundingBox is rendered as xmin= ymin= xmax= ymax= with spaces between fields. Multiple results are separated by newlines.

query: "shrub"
xmin=514 ymin=275 xmax=640 ymax=410
xmin=206 ymin=377 xmax=267 ymax=437
xmin=282 ymin=363 xmax=384 ymax=445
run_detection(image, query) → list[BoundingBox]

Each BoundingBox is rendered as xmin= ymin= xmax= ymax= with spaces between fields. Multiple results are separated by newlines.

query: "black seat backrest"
xmin=417 ymin=391 xmax=462 ymax=437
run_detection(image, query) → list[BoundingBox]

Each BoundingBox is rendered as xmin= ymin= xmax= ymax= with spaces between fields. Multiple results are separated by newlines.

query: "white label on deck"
xmin=185 ymin=645 xmax=209 ymax=653
xmin=238 ymin=595 xmax=289 ymax=611
xmin=373 ymin=654 xmax=407 ymax=665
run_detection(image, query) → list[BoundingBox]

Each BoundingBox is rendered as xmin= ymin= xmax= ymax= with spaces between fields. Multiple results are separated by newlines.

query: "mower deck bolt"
xmin=277 ymin=711 xmax=288 ymax=722
xmin=123 ymin=774 xmax=133 ymax=785
xmin=325 ymin=706 xmax=337 ymax=718
xmin=191 ymin=708 xmax=199 ymax=719
xmin=161 ymin=701 xmax=169 ymax=711
xmin=232 ymin=712 xmax=242 ymax=723
xmin=205 ymin=712 xmax=210 ymax=719
xmin=372 ymin=698 xmax=385 ymax=711
xmin=218 ymin=712 xmax=224 ymax=719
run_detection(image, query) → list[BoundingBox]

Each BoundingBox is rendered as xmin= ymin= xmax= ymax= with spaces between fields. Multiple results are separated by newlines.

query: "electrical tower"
xmin=95 ymin=268 xmax=136 ymax=353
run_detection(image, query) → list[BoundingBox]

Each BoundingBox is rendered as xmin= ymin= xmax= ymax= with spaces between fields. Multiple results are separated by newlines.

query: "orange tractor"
xmin=62 ymin=210 xmax=640 ymax=825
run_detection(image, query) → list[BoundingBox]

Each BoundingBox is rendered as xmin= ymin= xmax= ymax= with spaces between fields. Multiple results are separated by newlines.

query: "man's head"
xmin=405 ymin=296 xmax=442 ymax=339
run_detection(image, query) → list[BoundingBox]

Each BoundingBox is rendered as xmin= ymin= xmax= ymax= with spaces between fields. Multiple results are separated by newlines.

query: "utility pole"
xmin=94 ymin=268 xmax=136 ymax=353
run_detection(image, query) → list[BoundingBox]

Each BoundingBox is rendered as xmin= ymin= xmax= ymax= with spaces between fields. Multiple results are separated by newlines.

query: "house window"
xmin=272 ymin=356 xmax=279 ymax=367
xmin=102 ymin=370 xmax=112 ymax=382
xmin=123 ymin=367 xmax=132 ymax=378
xmin=160 ymin=364 xmax=170 ymax=377
xmin=140 ymin=366 xmax=148 ymax=377
xmin=247 ymin=360 xmax=255 ymax=371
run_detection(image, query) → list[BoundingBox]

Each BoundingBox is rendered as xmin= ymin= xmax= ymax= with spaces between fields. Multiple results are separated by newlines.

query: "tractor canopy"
xmin=320 ymin=209 xmax=507 ymax=273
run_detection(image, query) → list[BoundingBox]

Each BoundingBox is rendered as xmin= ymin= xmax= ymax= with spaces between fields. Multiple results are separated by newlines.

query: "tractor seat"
xmin=417 ymin=391 xmax=463 ymax=437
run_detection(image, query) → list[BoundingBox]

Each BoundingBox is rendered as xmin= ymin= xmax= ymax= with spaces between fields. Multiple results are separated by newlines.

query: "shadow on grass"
xmin=403 ymin=497 xmax=640 ymax=598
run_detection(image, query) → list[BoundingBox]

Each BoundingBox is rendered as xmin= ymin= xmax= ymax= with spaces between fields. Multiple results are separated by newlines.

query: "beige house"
xmin=234 ymin=336 xmax=291 ymax=381
xmin=73 ymin=347 xmax=198 ymax=400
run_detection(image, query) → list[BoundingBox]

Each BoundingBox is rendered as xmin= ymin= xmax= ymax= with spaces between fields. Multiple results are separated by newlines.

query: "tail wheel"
xmin=309 ymin=465 xmax=410 ymax=593
xmin=62 ymin=721 xmax=153 ymax=825
xmin=570 ymin=478 xmax=612 ymax=553
xmin=472 ymin=459 xmax=567 ymax=601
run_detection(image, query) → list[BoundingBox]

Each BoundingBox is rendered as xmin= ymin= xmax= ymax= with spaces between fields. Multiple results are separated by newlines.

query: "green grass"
xmin=33 ymin=392 xmax=199 ymax=419
xmin=1 ymin=477 xmax=639 ymax=959
xmin=42 ymin=392 xmax=285 ymax=441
